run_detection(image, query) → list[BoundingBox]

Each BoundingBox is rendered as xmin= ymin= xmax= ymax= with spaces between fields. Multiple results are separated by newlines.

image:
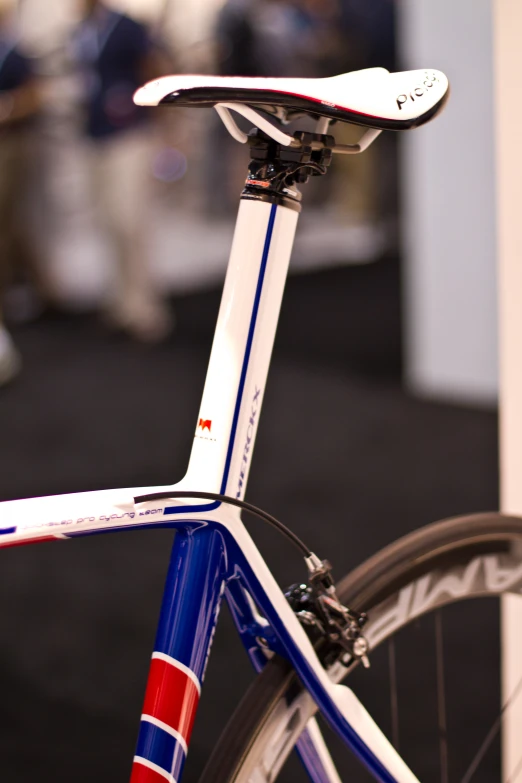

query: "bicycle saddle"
xmin=134 ymin=67 xmax=449 ymax=131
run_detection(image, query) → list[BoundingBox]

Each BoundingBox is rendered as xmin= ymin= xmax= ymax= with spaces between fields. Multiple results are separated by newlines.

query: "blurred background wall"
xmin=400 ymin=0 xmax=498 ymax=406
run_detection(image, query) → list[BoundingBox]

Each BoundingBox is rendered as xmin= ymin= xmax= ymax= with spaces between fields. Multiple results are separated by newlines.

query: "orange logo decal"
xmin=247 ymin=179 xmax=270 ymax=188
xmin=198 ymin=418 xmax=212 ymax=432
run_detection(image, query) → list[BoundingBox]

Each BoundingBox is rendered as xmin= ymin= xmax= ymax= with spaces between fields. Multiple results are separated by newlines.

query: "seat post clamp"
xmin=242 ymin=129 xmax=335 ymax=211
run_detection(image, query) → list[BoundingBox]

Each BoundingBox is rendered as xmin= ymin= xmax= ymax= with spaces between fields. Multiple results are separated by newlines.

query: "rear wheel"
xmin=198 ymin=513 xmax=522 ymax=782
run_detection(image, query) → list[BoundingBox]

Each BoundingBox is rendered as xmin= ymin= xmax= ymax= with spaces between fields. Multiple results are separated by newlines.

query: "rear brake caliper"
xmin=285 ymin=558 xmax=370 ymax=670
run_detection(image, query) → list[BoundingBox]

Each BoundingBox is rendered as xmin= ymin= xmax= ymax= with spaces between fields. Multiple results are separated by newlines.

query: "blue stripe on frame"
xmin=0 ymin=527 xmax=16 ymax=535
xmin=219 ymin=202 xmax=277 ymax=496
xmin=135 ymin=720 xmax=186 ymax=775
xmin=164 ymin=202 xmax=278 ymax=516
xmin=161 ymin=500 xmax=220 ymax=517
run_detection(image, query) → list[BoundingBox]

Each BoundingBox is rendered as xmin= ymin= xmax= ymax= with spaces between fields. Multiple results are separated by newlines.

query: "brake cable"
xmin=134 ymin=490 xmax=312 ymax=557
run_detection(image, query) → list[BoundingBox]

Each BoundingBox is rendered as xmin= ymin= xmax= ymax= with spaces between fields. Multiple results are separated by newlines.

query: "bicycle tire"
xmin=198 ymin=512 xmax=522 ymax=782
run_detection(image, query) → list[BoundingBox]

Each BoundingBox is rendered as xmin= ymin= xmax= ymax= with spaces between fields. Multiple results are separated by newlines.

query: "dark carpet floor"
xmin=0 ymin=263 xmax=498 ymax=781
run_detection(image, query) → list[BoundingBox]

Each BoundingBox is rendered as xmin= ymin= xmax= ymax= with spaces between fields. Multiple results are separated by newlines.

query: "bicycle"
xmin=0 ymin=66 xmax=517 ymax=783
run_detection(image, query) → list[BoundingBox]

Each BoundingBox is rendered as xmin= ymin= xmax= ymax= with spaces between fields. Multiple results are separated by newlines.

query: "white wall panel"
xmin=494 ymin=0 xmax=522 ymax=778
xmin=400 ymin=0 xmax=497 ymax=404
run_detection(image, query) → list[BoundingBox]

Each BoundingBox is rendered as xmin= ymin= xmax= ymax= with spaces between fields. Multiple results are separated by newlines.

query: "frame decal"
xmin=163 ymin=202 xmax=277 ymax=517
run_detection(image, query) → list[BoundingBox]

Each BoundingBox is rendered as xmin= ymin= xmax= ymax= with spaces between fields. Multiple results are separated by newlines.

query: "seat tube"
xmin=184 ymin=148 xmax=303 ymax=498
xmin=130 ymin=526 xmax=226 ymax=783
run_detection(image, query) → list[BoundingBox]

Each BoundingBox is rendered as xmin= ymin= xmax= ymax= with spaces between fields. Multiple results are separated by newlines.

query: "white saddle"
xmin=134 ymin=67 xmax=449 ymax=131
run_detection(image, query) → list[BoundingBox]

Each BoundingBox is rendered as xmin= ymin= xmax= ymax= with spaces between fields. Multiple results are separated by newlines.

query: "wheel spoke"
xmin=388 ymin=637 xmax=400 ymax=750
xmin=460 ymin=670 xmax=522 ymax=783
xmin=435 ymin=610 xmax=449 ymax=783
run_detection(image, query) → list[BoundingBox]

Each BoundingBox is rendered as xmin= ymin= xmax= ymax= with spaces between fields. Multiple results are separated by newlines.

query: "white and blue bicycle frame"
xmin=0 ymin=184 xmax=421 ymax=783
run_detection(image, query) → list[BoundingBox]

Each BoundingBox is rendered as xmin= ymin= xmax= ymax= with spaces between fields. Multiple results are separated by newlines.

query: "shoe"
xmin=126 ymin=308 xmax=175 ymax=344
xmin=101 ymin=302 xmax=175 ymax=344
xmin=0 ymin=328 xmax=22 ymax=387
xmin=3 ymin=284 xmax=46 ymax=325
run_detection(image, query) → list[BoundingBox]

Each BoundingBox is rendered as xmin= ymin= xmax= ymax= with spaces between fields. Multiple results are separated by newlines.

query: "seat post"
xmin=182 ymin=129 xmax=334 ymax=497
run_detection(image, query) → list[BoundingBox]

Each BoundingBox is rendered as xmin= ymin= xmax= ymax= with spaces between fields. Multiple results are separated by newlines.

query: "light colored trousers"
xmin=87 ymin=126 xmax=169 ymax=338
xmin=0 ymin=131 xmax=37 ymax=313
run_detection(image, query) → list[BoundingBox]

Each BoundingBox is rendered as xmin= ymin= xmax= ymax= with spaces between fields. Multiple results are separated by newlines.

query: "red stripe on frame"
xmin=0 ymin=536 xmax=57 ymax=549
xmin=142 ymin=658 xmax=199 ymax=746
xmin=130 ymin=760 xmax=169 ymax=783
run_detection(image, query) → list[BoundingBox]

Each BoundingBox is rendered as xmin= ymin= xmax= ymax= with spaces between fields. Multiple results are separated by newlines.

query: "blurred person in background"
xmin=70 ymin=0 xmax=172 ymax=343
xmin=291 ymin=0 xmax=345 ymax=78
xmin=339 ymin=0 xmax=396 ymax=73
xmin=295 ymin=0 xmax=397 ymax=241
xmin=0 ymin=0 xmax=42 ymax=386
xmin=337 ymin=0 xmax=398 ymax=234
xmin=208 ymin=0 xmax=303 ymax=216
xmin=216 ymin=0 xmax=303 ymax=79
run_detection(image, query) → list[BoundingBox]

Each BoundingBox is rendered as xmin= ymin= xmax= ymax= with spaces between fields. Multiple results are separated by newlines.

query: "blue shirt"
xmin=72 ymin=9 xmax=151 ymax=140
xmin=0 ymin=36 xmax=35 ymax=131
xmin=0 ymin=38 xmax=33 ymax=92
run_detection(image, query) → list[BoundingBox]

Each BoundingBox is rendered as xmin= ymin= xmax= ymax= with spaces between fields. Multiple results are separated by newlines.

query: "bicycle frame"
xmin=0 ymin=192 xmax=420 ymax=783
